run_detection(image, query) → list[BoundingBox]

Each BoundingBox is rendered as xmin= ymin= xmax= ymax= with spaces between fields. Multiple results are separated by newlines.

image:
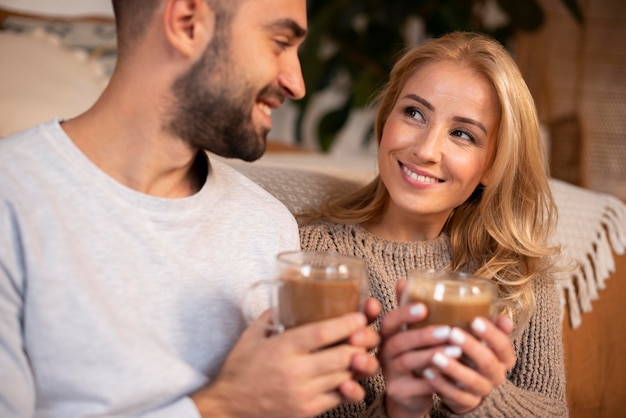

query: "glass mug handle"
xmin=241 ymin=279 xmax=285 ymax=334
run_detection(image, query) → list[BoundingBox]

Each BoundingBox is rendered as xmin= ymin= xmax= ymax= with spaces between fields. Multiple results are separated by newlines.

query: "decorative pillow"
xmin=0 ymin=30 xmax=108 ymax=137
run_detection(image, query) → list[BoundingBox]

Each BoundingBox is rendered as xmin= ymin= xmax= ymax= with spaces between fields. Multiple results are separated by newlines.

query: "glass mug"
xmin=400 ymin=269 xmax=498 ymax=332
xmin=243 ymin=251 xmax=368 ymax=333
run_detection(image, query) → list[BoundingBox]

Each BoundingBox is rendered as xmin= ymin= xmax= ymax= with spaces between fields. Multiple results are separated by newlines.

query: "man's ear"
xmin=163 ymin=0 xmax=215 ymax=59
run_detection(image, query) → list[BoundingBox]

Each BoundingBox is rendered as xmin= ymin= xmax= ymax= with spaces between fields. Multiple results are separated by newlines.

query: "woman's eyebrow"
xmin=402 ymin=94 xmax=434 ymax=112
xmin=453 ymin=116 xmax=487 ymax=135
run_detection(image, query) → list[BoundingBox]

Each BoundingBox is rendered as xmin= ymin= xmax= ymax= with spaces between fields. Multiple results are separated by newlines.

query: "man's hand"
xmin=346 ymin=297 xmax=382 ymax=383
xmin=191 ymin=304 xmax=380 ymax=418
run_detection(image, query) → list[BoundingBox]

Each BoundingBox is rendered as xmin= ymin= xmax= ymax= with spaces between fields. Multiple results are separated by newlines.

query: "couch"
xmin=226 ymin=156 xmax=626 ymax=418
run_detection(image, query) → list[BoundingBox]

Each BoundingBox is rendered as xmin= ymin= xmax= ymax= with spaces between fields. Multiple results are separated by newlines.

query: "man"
xmin=0 ymin=1 xmax=380 ymax=417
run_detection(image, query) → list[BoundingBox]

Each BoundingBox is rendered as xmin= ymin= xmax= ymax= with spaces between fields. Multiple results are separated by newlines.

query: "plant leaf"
xmin=317 ymin=99 xmax=353 ymax=152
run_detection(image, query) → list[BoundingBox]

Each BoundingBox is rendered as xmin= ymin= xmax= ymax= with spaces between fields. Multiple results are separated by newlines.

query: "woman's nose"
xmin=413 ymin=126 xmax=445 ymax=163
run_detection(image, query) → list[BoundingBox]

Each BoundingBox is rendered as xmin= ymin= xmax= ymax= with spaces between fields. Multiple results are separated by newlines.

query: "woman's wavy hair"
xmin=300 ymin=32 xmax=559 ymax=331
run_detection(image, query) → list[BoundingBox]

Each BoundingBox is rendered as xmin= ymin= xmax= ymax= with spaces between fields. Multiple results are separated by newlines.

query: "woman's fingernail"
xmin=443 ymin=345 xmax=462 ymax=358
xmin=433 ymin=326 xmax=451 ymax=339
xmin=423 ymin=368 xmax=436 ymax=380
xmin=433 ymin=352 xmax=449 ymax=368
xmin=450 ymin=327 xmax=466 ymax=344
xmin=409 ymin=303 xmax=425 ymax=317
xmin=472 ymin=318 xmax=487 ymax=333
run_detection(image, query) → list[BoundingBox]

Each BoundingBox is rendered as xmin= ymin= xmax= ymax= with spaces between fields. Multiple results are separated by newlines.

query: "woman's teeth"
xmin=402 ymin=165 xmax=438 ymax=183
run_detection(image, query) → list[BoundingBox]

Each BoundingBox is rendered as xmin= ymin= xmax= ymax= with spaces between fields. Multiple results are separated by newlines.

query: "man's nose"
xmin=278 ymin=55 xmax=306 ymax=100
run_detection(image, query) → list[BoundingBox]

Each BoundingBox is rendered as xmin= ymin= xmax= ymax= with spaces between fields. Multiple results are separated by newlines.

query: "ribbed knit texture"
xmin=300 ymin=221 xmax=569 ymax=418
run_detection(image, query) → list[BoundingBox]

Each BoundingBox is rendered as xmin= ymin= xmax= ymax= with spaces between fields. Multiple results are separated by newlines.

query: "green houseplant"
xmin=295 ymin=0 xmax=583 ymax=152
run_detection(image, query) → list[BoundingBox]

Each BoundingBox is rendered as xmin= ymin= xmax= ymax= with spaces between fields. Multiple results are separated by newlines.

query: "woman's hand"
xmin=422 ymin=315 xmax=516 ymax=414
xmin=378 ymin=279 xmax=516 ymax=417
xmin=379 ymin=301 xmax=457 ymax=418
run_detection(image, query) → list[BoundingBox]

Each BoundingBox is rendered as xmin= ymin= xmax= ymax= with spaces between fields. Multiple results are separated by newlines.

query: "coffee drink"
xmin=402 ymin=269 xmax=496 ymax=331
xmin=242 ymin=251 xmax=368 ymax=333
xmin=278 ymin=274 xmax=362 ymax=329
xmin=405 ymin=289 xmax=493 ymax=331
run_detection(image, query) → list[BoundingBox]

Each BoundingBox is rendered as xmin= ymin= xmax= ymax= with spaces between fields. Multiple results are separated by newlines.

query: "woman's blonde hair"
xmin=300 ymin=32 xmax=559 ymax=331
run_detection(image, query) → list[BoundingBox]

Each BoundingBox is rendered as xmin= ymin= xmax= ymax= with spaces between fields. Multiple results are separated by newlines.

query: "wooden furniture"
xmin=562 ymin=251 xmax=626 ymax=417
xmin=516 ymin=0 xmax=626 ymax=201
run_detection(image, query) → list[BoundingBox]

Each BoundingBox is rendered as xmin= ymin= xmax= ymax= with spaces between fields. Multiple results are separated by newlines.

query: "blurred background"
xmin=0 ymin=0 xmax=624 ymax=199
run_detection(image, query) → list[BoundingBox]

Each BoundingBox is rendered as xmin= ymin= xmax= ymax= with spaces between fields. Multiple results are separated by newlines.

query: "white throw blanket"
xmin=550 ymin=179 xmax=626 ymax=328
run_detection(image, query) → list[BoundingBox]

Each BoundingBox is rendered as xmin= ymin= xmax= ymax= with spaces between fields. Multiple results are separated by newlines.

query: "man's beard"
xmin=167 ymin=38 xmax=270 ymax=162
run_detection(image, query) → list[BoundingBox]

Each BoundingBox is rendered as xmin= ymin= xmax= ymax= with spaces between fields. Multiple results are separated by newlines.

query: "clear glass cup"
xmin=243 ymin=251 xmax=369 ymax=333
xmin=400 ymin=269 xmax=497 ymax=332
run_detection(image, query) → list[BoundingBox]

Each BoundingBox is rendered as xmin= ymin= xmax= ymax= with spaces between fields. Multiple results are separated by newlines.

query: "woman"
xmin=299 ymin=32 xmax=568 ymax=417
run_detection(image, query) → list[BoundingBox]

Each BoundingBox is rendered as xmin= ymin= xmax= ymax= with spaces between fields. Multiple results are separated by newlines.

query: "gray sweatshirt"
xmin=0 ymin=120 xmax=299 ymax=417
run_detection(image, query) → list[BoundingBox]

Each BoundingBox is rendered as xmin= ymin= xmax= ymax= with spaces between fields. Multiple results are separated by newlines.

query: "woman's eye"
xmin=451 ymin=129 xmax=476 ymax=142
xmin=404 ymin=107 xmax=425 ymax=122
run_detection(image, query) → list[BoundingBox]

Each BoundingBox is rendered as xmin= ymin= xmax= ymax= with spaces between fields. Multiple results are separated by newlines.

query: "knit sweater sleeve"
xmin=430 ymin=274 xmax=569 ymax=418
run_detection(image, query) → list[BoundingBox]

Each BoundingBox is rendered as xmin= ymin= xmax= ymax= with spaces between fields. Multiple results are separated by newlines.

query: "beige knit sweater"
xmin=300 ymin=221 xmax=569 ymax=418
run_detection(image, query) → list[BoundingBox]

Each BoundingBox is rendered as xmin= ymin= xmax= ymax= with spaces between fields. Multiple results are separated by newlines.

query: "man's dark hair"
xmin=111 ymin=1 xmax=162 ymax=59
xmin=111 ymin=0 xmax=238 ymax=60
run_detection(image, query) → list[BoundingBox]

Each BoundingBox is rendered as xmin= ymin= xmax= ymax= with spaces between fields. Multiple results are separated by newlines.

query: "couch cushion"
xmin=225 ymin=160 xmax=364 ymax=215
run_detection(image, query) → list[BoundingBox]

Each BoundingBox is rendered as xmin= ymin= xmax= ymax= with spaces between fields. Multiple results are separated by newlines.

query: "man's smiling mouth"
xmin=257 ymin=102 xmax=272 ymax=116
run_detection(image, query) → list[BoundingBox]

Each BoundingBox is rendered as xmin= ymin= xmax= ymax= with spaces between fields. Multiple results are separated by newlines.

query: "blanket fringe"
xmin=562 ymin=194 xmax=626 ymax=329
